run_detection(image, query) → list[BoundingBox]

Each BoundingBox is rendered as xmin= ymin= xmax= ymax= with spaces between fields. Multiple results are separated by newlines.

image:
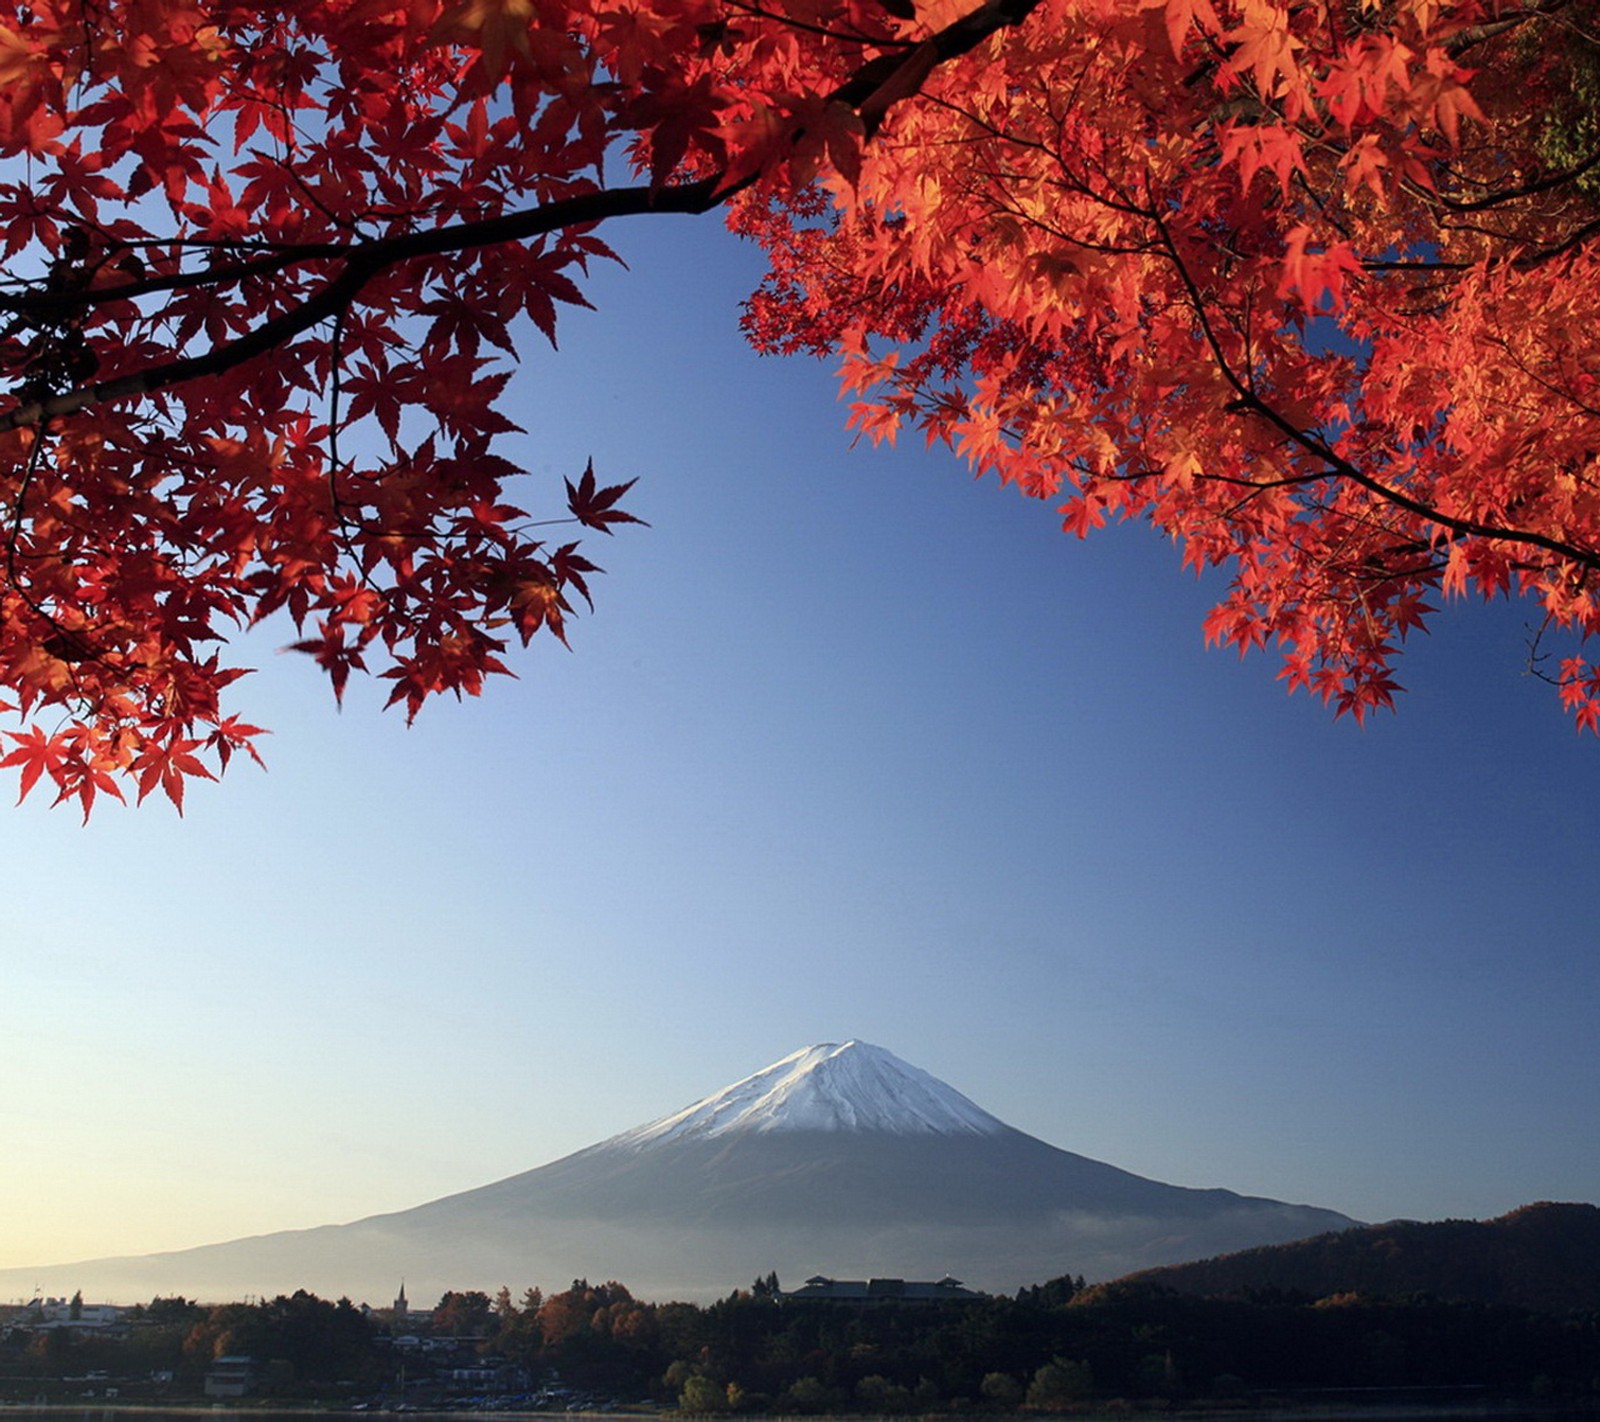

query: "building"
xmin=204 ymin=1356 xmax=257 ymax=1398
xmin=16 ymin=1297 xmax=125 ymax=1334
xmin=780 ymin=1275 xmax=985 ymax=1304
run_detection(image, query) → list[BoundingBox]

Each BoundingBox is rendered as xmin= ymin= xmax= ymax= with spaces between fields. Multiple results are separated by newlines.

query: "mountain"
xmin=606 ymin=1041 xmax=1009 ymax=1141
xmin=1127 ymin=1201 xmax=1600 ymax=1315
xmin=0 ymin=1041 xmax=1357 ymax=1305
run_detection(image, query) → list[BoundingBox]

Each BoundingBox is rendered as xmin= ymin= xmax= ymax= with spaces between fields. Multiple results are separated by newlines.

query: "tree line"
xmin=5 ymin=1274 xmax=1599 ymax=1411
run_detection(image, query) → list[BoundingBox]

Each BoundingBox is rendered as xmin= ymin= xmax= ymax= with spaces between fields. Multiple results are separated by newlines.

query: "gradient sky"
xmin=3 ymin=213 xmax=1597 ymax=1298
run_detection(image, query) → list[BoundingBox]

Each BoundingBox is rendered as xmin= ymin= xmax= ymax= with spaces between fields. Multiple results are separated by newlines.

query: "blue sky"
xmin=2 ymin=213 xmax=1597 ymax=1291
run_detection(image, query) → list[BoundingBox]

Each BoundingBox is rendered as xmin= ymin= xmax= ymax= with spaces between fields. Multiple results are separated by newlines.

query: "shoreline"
xmin=1 ymin=1403 xmax=1597 ymax=1422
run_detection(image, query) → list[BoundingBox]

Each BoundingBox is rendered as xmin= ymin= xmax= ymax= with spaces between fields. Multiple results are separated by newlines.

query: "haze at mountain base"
xmin=0 ymin=1042 xmax=1357 ymax=1304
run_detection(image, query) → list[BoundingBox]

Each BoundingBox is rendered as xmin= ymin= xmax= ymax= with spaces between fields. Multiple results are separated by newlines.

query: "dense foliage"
xmin=4 ymin=1274 xmax=1599 ymax=1408
xmin=1135 ymin=1203 xmax=1600 ymax=1318
xmin=0 ymin=1290 xmax=382 ymax=1394
xmin=2 ymin=0 xmax=1600 ymax=808
xmin=493 ymin=1278 xmax=1600 ymax=1408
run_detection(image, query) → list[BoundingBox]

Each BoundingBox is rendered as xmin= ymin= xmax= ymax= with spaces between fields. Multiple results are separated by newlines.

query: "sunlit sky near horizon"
xmin=3 ymin=214 xmax=1598 ymax=1296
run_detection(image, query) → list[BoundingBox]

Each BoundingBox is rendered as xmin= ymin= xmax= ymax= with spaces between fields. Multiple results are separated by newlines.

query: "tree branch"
xmin=0 ymin=0 xmax=1043 ymax=435
xmin=1147 ymin=200 xmax=1600 ymax=575
xmin=0 ymin=179 xmax=728 ymax=433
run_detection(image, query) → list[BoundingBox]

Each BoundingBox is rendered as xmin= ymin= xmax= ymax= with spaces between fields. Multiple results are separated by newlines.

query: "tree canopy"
xmin=0 ymin=0 xmax=1597 ymax=811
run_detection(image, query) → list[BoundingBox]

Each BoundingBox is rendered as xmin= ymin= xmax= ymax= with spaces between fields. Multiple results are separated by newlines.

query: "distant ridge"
xmin=0 ymin=1040 xmax=1357 ymax=1305
xmin=1128 ymin=1201 xmax=1600 ymax=1315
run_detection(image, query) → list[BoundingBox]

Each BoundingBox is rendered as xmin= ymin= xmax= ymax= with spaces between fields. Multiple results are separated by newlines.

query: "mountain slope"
xmin=1128 ymin=1202 xmax=1600 ymax=1315
xmin=0 ymin=1041 xmax=1357 ymax=1305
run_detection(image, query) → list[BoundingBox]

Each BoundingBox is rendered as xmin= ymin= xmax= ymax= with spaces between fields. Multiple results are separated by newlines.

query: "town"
xmin=3 ymin=1269 xmax=1596 ymax=1414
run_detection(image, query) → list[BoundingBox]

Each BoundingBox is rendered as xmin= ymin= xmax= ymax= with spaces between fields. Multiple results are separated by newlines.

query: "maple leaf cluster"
xmin=0 ymin=0 xmax=1596 ymax=811
xmin=0 ymin=0 xmax=670 ymax=815
xmin=737 ymin=0 xmax=1600 ymax=729
xmin=0 ymin=0 xmax=1044 ymax=813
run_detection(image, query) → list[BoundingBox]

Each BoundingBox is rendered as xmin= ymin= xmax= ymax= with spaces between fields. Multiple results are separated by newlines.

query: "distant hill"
xmin=1129 ymin=1201 xmax=1600 ymax=1315
xmin=0 ymin=1041 xmax=1356 ymax=1305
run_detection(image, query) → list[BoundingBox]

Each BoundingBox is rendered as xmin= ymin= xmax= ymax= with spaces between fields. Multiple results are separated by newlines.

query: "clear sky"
xmin=2 ymin=213 xmax=1597 ymax=1292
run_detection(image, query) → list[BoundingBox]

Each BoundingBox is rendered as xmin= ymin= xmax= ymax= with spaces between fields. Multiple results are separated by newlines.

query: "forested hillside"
xmin=1132 ymin=1203 xmax=1600 ymax=1316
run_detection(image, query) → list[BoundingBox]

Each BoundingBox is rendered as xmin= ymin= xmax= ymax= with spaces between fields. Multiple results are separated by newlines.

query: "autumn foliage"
xmin=0 ymin=0 xmax=1597 ymax=809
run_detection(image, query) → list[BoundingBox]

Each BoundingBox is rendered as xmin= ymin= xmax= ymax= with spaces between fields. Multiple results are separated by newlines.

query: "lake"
xmin=3 ymin=1405 xmax=1599 ymax=1422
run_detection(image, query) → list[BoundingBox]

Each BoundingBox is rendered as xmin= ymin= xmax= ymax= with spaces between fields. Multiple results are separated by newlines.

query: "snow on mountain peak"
xmin=606 ymin=1041 xmax=1009 ymax=1148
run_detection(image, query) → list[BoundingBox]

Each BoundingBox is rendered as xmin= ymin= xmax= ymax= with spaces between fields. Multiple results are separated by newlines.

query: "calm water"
xmin=3 ymin=1408 xmax=1597 ymax=1422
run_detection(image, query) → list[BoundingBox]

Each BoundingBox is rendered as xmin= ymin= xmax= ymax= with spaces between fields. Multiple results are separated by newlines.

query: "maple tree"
xmin=737 ymin=0 xmax=1600 ymax=729
xmin=0 ymin=0 xmax=1596 ymax=812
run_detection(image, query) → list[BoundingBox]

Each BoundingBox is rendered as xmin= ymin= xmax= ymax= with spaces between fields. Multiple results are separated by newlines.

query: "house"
xmin=780 ymin=1275 xmax=986 ymax=1304
xmin=204 ymin=1355 xmax=257 ymax=1398
xmin=10 ymin=1297 xmax=126 ymax=1336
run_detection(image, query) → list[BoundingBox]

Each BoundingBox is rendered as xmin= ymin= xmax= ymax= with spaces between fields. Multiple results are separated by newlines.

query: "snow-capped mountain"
xmin=608 ymin=1041 xmax=1007 ymax=1145
xmin=0 ymin=1042 xmax=1359 ymax=1305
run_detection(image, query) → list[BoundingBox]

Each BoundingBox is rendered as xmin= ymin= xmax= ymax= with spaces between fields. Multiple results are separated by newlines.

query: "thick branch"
xmin=0 ymin=243 xmax=345 ymax=318
xmin=1444 ymin=0 xmax=1576 ymax=55
xmin=0 ymin=0 xmax=1043 ymax=435
xmin=0 ymin=178 xmax=727 ymax=433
